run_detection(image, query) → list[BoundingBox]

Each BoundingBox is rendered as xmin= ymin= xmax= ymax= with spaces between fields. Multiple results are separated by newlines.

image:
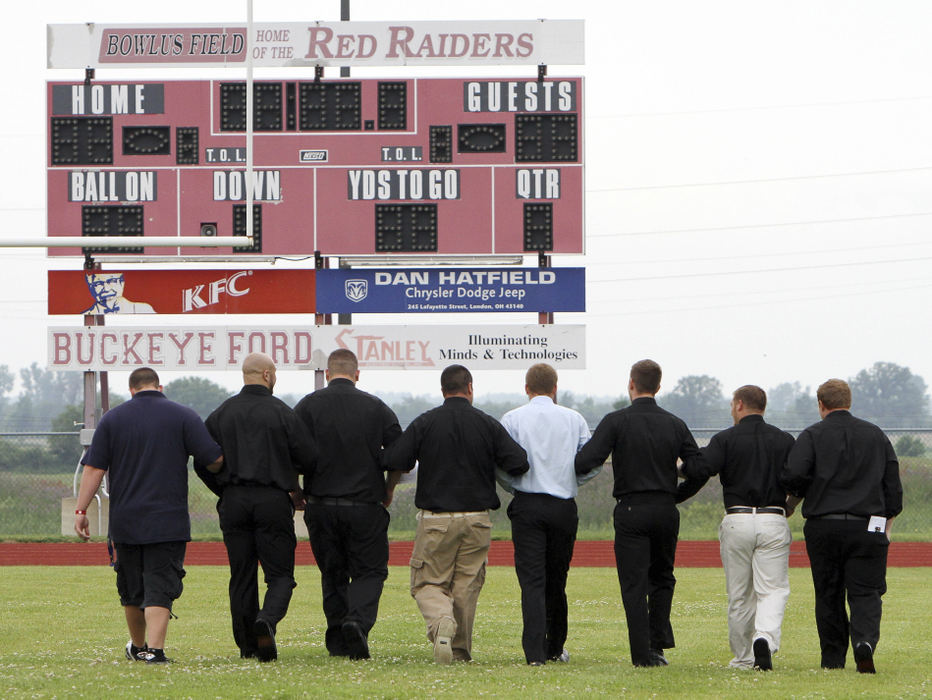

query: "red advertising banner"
xmin=48 ymin=269 xmax=315 ymax=314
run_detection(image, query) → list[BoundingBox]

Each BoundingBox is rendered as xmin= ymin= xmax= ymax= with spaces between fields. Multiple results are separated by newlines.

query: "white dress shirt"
xmin=499 ymin=395 xmax=597 ymax=499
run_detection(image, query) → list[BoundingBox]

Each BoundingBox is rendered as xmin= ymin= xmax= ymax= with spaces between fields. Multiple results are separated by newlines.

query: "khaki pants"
xmin=410 ymin=510 xmax=491 ymax=661
xmin=719 ymin=513 xmax=791 ymax=667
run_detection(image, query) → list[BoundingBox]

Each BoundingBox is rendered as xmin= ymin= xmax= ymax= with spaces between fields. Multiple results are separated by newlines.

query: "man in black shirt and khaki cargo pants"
xmin=781 ymin=378 xmax=903 ymax=674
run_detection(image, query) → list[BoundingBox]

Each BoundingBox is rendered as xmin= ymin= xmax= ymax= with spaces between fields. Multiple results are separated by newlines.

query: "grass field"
xmin=1 ymin=566 xmax=928 ymax=698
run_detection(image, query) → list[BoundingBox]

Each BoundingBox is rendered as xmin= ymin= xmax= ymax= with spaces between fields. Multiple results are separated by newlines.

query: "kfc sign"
xmin=48 ymin=269 xmax=315 ymax=314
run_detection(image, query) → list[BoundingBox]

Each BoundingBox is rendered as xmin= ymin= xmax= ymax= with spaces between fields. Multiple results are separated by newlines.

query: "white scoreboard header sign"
xmin=48 ymin=324 xmax=585 ymax=371
xmin=47 ymin=20 xmax=584 ymax=69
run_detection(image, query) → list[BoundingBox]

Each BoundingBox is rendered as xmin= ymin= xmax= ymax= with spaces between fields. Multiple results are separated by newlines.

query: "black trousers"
xmin=508 ymin=491 xmax=578 ymax=664
xmin=613 ymin=497 xmax=679 ymax=665
xmin=218 ymin=485 xmax=297 ymax=655
xmin=304 ymin=502 xmax=390 ymax=655
xmin=803 ymin=518 xmax=889 ymax=668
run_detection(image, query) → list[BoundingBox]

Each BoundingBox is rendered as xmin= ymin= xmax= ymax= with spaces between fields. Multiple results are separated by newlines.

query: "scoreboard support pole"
xmin=314 ymin=251 xmax=331 ymax=390
xmin=538 ymin=251 xmax=554 ymax=325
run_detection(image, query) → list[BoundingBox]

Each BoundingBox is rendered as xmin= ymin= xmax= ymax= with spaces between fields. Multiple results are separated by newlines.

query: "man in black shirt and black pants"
xmin=781 ymin=378 xmax=902 ymax=674
xmin=575 ymin=359 xmax=703 ymax=667
xmin=677 ymin=385 xmax=795 ymax=671
xmin=200 ymin=352 xmax=317 ymax=662
xmin=384 ymin=364 xmax=529 ymax=664
xmin=294 ymin=349 xmax=402 ymax=660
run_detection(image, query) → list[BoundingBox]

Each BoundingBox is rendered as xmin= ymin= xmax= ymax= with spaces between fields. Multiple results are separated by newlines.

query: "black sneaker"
xmin=142 ymin=648 xmax=172 ymax=664
xmin=854 ymin=641 xmax=876 ymax=674
xmin=341 ymin=621 xmax=370 ymax=660
xmin=125 ymin=641 xmax=147 ymax=661
xmin=254 ymin=619 xmax=277 ymax=662
xmin=753 ymin=638 xmax=773 ymax=671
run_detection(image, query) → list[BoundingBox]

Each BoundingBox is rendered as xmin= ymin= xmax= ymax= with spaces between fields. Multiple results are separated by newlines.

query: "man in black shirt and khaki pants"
xmin=677 ymin=385 xmax=795 ymax=671
xmin=385 ymin=365 xmax=529 ymax=664
xmin=781 ymin=379 xmax=903 ymax=673
xmin=575 ymin=359 xmax=703 ymax=667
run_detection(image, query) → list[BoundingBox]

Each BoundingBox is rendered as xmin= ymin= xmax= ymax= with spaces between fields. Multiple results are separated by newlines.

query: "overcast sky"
xmin=2 ymin=0 xmax=932 ymax=405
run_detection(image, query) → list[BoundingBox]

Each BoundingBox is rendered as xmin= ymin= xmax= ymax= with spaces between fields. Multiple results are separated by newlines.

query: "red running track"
xmin=1 ymin=541 xmax=930 ymax=567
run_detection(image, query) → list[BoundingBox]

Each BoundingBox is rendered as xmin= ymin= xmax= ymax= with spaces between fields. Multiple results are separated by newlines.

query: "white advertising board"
xmin=47 ymin=324 xmax=585 ymax=371
xmin=47 ymin=20 xmax=584 ymax=69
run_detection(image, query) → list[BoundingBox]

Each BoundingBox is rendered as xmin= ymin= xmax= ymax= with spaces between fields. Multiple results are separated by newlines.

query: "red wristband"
xmin=75 ymin=509 xmax=87 ymax=515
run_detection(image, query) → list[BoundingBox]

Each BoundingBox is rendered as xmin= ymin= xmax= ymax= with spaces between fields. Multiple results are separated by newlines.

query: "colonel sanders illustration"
xmin=82 ymin=272 xmax=155 ymax=314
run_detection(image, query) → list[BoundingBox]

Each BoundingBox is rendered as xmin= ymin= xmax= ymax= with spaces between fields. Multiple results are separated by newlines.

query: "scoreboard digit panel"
xmin=47 ymin=78 xmax=583 ymax=256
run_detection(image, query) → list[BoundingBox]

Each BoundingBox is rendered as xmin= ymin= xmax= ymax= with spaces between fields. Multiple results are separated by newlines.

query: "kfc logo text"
xmin=183 ymin=271 xmax=252 ymax=312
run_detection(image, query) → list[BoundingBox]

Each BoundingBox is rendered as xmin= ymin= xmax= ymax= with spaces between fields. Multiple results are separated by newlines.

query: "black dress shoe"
xmin=854 ymin=641 xmax=876 ymax=674
xmin=253 ymin=618 xmax=277 ymax=662
xmin=341 ymin=620 xmax=370 ymax=660
xmin=648 ymin=649 xmax=669 ymax=666
xmin=753 ymin=638 xmax=773 ymax=671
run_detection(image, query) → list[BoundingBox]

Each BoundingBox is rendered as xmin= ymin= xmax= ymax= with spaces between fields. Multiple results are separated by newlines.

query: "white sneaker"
xmin=433 ymin=617 xmax=456 ymax=665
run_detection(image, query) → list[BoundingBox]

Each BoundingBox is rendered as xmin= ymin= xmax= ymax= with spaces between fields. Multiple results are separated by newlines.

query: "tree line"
xmin=0 ymin=360 xmax=928 ymax=438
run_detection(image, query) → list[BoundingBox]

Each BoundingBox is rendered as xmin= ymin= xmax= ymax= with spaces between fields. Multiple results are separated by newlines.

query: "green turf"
xmin=0 ymin=566 xmax=928 ymax=698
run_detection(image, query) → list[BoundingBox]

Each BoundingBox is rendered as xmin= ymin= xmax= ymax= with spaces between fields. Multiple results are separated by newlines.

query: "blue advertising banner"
xmin=316 ymin=268 xmax=585 ymax=313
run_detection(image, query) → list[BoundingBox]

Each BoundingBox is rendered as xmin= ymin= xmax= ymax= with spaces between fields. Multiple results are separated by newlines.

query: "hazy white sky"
xmin=3 ymin=0 xmax=932 ymax=403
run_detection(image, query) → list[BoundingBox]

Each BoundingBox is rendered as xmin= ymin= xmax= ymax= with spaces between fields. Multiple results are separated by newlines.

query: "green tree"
xmin=4 ymin=364 xmax=83 ymax=430
xmin=659 ymin=374 xmax=730 ymax=428
xmin=766 ymin=381 xmax=819 ymax=429
xmin=848 ymin=362 xmax=930 ymax=428
xmin=163 ymin=377 xmax=233 ymax=420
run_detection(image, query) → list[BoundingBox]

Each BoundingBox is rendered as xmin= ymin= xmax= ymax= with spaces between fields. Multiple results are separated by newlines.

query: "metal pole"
xmin=246 ymin=0 xmax=255 ymax=249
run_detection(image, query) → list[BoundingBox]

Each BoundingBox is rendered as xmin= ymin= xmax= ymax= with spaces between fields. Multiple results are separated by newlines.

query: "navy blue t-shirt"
xmin=81 ymin=390 xmax=221 ymax=544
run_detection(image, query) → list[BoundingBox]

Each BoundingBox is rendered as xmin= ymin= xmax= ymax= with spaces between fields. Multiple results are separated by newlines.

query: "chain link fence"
xmin=1 ymin=429 xmax=930 ymax=540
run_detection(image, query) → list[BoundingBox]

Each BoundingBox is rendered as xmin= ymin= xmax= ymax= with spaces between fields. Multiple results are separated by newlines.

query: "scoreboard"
xmin=47 ymin=77 xmax=584 ymax=257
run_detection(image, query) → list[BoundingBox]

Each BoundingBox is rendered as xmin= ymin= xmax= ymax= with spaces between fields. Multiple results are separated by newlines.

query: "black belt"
xmin=810 ymin=513 xmax=869 ymax=521
xmin=725 ymin=506 xmax=785 ymax=515
xmin=307 ymin=496 xmax=375 ymax=507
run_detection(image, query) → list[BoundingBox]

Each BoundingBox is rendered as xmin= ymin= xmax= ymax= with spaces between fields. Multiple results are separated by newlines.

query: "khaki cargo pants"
xmin=410 ymin=509 xmax=491 ymax=661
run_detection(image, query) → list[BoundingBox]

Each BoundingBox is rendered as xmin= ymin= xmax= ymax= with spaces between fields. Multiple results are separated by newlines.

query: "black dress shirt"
xmin=383 ymin=396 xmax=529 ymax=512
xmin=676 ymin=414 xmax=795 ymax=507
xmin=294 ymin=378 xmax=402 ymax=503
xmin=204 ymin=384 xmax=317 ymax=492
xmin=574 ymin=397 xmax=702 ymax=500
xmin=780 ymin=410 xmax=903 ymax=519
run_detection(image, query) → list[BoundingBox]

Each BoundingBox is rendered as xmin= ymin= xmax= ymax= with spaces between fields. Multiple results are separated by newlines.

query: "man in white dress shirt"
xmin=499 ymin=363 xmax=601 ymax=665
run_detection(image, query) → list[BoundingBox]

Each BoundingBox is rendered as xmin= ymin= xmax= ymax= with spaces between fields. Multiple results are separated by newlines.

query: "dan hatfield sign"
xmin=47 ymin=325 xmax=585 ymax=371
xmin=316 ymin=267 xmax=584 ymax=313
xmin=48 ymin=269 xmax=315 ymax=314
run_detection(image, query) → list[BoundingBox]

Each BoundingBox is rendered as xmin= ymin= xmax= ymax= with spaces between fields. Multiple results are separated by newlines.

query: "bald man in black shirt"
xmin=201 ymin=352 xmax=317 ymax=662
xmin=575 ymin=359 xmax=703 ymax=667
xmin=781 ymin=379 xmax=903 ymax=674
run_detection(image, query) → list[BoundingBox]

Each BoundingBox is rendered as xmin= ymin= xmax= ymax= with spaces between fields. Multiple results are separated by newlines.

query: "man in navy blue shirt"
xmin=75 ymin=367 xmax=222 ymax=664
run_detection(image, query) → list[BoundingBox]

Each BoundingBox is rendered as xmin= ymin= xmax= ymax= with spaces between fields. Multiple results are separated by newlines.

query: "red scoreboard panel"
xmin=47 ymin=78 xmax=584 ymax=257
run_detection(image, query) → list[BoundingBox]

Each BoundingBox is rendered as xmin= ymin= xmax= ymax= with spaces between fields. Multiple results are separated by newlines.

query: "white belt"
xmin=418 ymin=509 xmax=488 ymax=519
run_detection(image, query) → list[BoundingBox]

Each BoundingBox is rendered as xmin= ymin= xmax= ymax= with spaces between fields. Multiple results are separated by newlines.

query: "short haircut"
xmin=526 ymin=363 xmax=557 ymax=396
xmin=817 ymin=379 xmax=851 ymax=410
xmin=129 ymin=367 xmax=160 ymax=390
xmin=733 ymin=385 xmax=766 ymax=412
xmin=630 ymin=359 xmax=662 ymax=395
xmin=327 ymin=348 xmax=358 ymax=376
xmin=441 ymin=364 xmax=473 ymax=396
